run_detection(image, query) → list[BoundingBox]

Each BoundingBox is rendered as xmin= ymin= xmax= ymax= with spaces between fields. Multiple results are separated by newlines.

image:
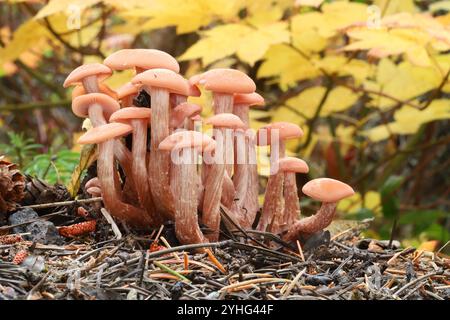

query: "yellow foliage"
xmin=285 ymin=86 xmax=360 ymax=119
xmin=364 ymin=58 xmax=447 ymax=110
xmin=35 ymin=0 xmax=102 ymax=19
xmin=122 ymin=0 xmax=241 ymax=34
xmin=258 ymin=44 xmax=320 ymax=89
xmin=363 ymin=99 xmax=450 ymax=142
xmin=179 ymin=21 xmax=289 ymax=66
xmin=338 ymin=191 xmax=382 ymax=215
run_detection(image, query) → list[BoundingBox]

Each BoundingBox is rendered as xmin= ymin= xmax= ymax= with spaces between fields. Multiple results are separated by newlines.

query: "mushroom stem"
xmin=284 ymin=202 xmax=337 ymax=242
xmin=213 ymin=93 xmax=234 ymax=176
xmin=232 ymin=105 xmax=258 ymax=228
xmin=131 ymin=119 xmax=159 ymax=223
xmin=148 ymin=87 xmax=176 ymax=218
xmin=82 ymin=76 xmax=100 ymax=93
xmin=257 ymin=172 xmax=284 ymax=232
xmin=88 ymin=104 xmax=107 ymax=127
xmin=281 ymin=172 xmax=301 ymax=232
xmin=172 ymin=148 xmax=207 ymax=244
xmin=97 ymin=139 xmax=151 ymax=227
xmin=202 ymin=129 xmax=227 ymax=242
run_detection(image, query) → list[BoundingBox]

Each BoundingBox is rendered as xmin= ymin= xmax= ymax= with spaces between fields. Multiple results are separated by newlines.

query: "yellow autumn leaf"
xmin=35 ymin=0 xmax=102 ymax=19
xmin=179 ymin=21 xmax=289 ymax=66
xmin=122 ymin=0 xmax=242 ymax=34
xmin=313 ymin=55 xmax=373 ymax=84
xmin=373 ymin=0 xmax=417 ymax=15
xmin=338 ymin=191 xmax=382 ymax=215
xmin=343 ymin=28 xmax=435 ymax=67
xmin=417 ymin=240 xmax=439 ymax=252
xmin=312 ymin=1 xmax=369 ymax=38
xmin=291 ymin=13 xmax=328 ymax=53
xmin=285 ymin=86 xmax=360 ymax=119
xmin=258 ymin=44 xmax=320 ymax=89
xmin=363 ymin=99 xmax=450 ymax=142
xmin=0 ymin=19 xmax=49 ymax=65
xmin=364 ymin=58 xmax=445 ymax=110
xmin=430 ymin=1 xmax=450 ymax=12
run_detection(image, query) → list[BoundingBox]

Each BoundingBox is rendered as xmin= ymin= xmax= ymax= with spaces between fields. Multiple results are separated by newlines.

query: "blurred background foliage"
xmin=0 ymin=0 xmax=448 ymax=250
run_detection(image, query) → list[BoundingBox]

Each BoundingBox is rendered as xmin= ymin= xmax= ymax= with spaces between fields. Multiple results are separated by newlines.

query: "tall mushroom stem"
xmin=149 ymin=88 xmax=176 ymax=218
xmin=131 ymin=119 xmax=159 ymax=223
xmin=202 ymin=130 xmax=226 ymax=242
xmin=284 ymin=202 xmax=337 ymax=242
xmin=97 ymin=140 xmax=152 ymax=227
xmin=213 ymin=93 xmax=234 ymax=175
xmin=257 ymin=137 xmax=285 ymax=232
xmin=172 ymin=148 xmax=207 ymax=244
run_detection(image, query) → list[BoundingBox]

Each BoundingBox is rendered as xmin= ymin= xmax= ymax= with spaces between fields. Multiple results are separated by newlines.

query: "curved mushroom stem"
xmin=131 ymin=119 xmax=161 ymax=224
xmin=172 ymin=148 xmax=207 ymax=244
xmin=87 ymin=102 xmax=138 ymax=204
xmin=97 ymin=139 xmax=152 ymax=227
xmin=148 ymin=87 xmax=176 ymax=218
xmin=283 ymin=202 xmax=337 ymax=242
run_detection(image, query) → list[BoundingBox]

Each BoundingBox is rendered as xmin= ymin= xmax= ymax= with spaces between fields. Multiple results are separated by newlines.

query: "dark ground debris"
xmin=0 ymin=203 xmax=449 ymax=300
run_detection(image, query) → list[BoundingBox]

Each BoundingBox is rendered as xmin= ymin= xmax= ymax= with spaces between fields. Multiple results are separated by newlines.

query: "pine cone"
xmin=0 ymin=158 xmax=25 ymax=215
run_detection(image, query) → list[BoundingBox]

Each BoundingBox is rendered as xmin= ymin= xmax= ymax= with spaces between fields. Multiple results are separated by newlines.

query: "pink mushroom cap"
xmin=78 ymin=122 xmax=133 ymax=145
xmin=103 ymin=49 xmax=180 ymax=73
xmin=234 ymin=92 xmax=265 ymax=106
xmin=205 ymin=113 xmax=245 ymax=129
xmin=117 ymin=82 xmax=139 ymax=100
xmin=170 ymin=102 xmax=202 ymax=128
xmin=72 ymin=93 xmax=120 ymax=121
xmin=278 ymin=157 xmax=309 ymax=173
xmin=72 ymin=83 xmax=118 ymax=100
xmin=63 ymin=63 xmax=112 ymax=88
xmin=109 ymin=107 xmax=151 ymax=123
xmin=159 ymin=131 xmax=215 ymax=151
xmin=257 ymin=122 xmax=304 ymax=146
xmin=302 ymin=178 xmax=355 ymax=203
xmin=189 ymin=68 xmax=256 ymax=94
xmin=131 ymin=69 xmax=193 ymax=96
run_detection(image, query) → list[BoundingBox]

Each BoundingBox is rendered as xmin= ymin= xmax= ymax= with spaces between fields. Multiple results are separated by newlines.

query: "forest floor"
xmin=1 ymin=197 xmax=449 ymax=300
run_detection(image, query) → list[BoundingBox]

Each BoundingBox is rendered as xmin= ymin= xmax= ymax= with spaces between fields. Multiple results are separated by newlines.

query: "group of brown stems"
xmin=64 ymin=49 xmax=355 ymax=246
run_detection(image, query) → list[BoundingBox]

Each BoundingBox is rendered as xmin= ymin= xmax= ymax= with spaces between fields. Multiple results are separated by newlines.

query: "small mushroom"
xmin=132 ymin=68 xmax=194 ymax=218
xmin=109 ymin=107 xmax=162 ymax=225
xmin=85 ymin=177 xmax=101 ymax=197
xmin=284 ymin=178 xmax=355 ymax=242
xmin=72 ymin=93 xmax=134 ymax=185
xmin=190 ymin=69 xmax=255 ymax=177
xmin=256 ymin=122 xmax=304 ymax=232
xmin=203 ymin=113 xmax=245 ymax=241
xmin=78 ymin=122 xmax=153 ymax=227
xmin=272 ymin=157 xmax=309 ymax=234
xmin=159 ymin=131 xmax=214 ymax=244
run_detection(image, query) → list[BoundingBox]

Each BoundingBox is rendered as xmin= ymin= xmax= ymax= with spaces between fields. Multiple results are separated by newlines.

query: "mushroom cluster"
xmin=65 ymin=49 xmax=355 ymax=246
